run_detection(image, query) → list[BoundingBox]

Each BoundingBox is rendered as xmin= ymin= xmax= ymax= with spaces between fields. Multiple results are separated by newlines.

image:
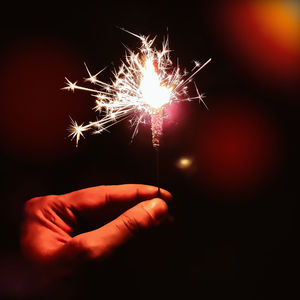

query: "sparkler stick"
xmin=64 ymin=29 xmax=211 ymax=193
xmin=155 ymin=145 xmax=161 ymax=196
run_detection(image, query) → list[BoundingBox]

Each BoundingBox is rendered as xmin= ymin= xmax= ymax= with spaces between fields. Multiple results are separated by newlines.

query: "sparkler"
xmin=64 ymin=29 xmax=211 ymax=193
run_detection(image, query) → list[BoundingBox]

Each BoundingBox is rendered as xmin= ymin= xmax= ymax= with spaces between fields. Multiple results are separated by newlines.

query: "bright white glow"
xmin=140 ymin=58 xmax=172 ymax=109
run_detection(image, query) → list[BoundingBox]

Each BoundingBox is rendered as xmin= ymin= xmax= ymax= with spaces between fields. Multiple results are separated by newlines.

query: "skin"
xmin=21 ymin=184 xmax=172 ymax=276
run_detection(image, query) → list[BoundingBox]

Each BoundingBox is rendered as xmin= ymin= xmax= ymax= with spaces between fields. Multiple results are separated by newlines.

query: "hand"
xmin=21 ymin=184 xmax=172 ymax=276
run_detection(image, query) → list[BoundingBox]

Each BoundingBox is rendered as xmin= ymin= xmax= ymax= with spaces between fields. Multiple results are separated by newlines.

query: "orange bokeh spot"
xmin=253 ymin=1 xmax=300 ymax=50
xmin=217 ymin=0 xmax=300 ymax=87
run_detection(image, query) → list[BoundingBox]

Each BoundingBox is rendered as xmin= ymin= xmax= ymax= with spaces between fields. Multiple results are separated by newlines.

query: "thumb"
xmin=72 ymin=198 xmax=169 ymax=261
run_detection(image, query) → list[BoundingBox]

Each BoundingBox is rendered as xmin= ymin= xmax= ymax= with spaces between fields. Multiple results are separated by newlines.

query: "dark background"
xmin=0 ymin=0 xmax=298 ymax=299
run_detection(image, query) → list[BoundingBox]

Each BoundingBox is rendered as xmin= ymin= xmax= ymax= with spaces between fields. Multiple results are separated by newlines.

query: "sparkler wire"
xmin=156 ymin=147 xmax=161 ymax=197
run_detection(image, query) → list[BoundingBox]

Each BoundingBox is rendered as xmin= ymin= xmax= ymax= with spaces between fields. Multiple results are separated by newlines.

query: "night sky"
xmin=0 ymin=1 xmax=299 ymax=299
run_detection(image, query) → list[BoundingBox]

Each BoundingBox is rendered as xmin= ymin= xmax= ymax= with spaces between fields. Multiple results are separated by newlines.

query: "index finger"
xmin=64 ymin=184 xmax=172 ymax=212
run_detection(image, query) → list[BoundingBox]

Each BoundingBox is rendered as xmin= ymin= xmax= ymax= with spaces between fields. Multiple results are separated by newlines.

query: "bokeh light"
xmin=194 ymin=97 xmax=281 ymax=198
xmin=176 ymin=156 xmax=193 ymax=169
xmin=215 ymin=0 xmax=300 ymax=90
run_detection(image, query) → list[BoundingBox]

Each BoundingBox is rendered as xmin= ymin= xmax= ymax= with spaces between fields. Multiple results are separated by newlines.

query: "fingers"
xmin=65 ymin=184 xmax=172 ymax=212
xmin=21 ymin=185 xmax=173 ymax=276
xmin=65 ymin=198 xmax=169 ymax=261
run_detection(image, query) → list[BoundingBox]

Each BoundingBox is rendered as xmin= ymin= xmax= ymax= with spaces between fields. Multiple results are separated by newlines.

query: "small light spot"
xmin=177 ymin=157 xmax=193 ymax=169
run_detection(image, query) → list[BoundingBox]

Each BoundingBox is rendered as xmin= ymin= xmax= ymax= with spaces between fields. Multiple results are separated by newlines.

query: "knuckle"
xmin=139 ymin=205 xmax=157 ymax=227
xmin=71 ymin=236 xmax=95 ymax=260
xmin=119 ymin=200 xmax=166 ymax=236
xmin=23 ymin=197 xmax=41 ymax=217
xmin=23 ymin=195 xmax=56 ymax=218
xmin=120 ymin=213 xmax=141 ymax=236
xmin=71 ymin=236 xmax=108 ymax=261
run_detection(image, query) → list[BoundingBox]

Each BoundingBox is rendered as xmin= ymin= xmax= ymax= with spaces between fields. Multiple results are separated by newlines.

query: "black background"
xmin=0 ymin=1 xmax=298 ymax=299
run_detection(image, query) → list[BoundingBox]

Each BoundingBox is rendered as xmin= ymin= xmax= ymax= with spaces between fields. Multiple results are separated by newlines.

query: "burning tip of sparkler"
xmin=140 ymin=58 xmax=172 ymax=109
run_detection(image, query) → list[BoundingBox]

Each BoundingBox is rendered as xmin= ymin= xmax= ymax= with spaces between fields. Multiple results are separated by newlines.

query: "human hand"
xmin=21 ymin=184 xmax=172 ymax=276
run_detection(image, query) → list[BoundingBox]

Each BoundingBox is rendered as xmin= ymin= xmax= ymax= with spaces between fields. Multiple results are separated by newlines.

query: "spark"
xmin=64 ymin=78 xmax=78 ymax=92
xmin=68 ymin=118 xmax=88 ymax=146
xmin=64 ymin=30 xmax=211 ymax=147
xmin=192 ymin=60 xmax=201 ymax=71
